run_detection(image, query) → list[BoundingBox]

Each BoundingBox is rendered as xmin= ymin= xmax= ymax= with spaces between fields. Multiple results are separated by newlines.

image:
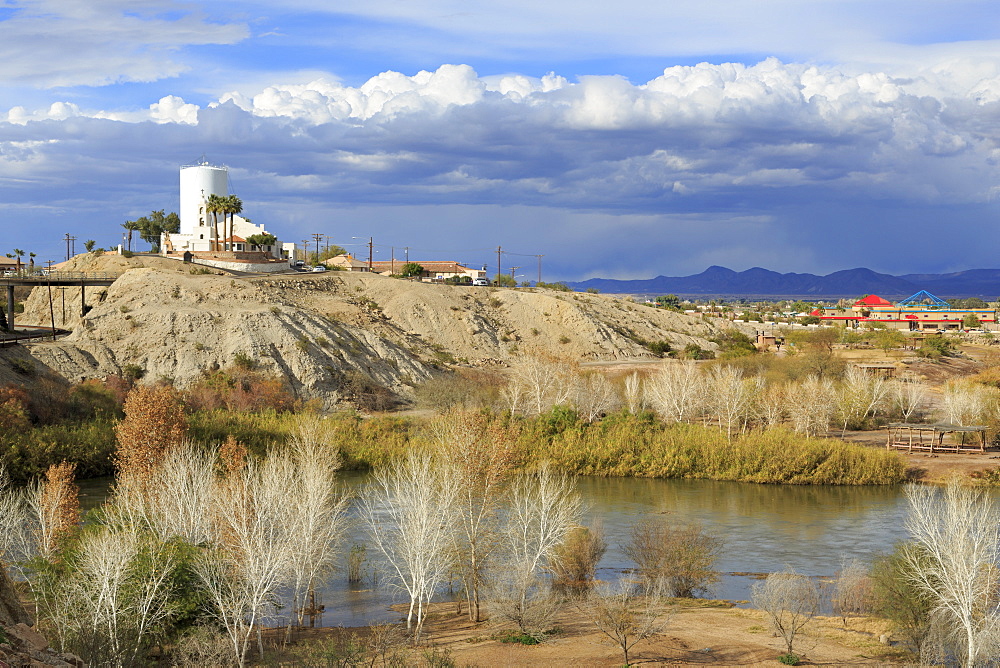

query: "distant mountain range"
xmin=565 ymin=266 xmax=1000 ymax=299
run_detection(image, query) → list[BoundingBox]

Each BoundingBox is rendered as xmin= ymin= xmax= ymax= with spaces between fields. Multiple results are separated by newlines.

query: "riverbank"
xmin=268 ymin=600 xmax=908 ymax=666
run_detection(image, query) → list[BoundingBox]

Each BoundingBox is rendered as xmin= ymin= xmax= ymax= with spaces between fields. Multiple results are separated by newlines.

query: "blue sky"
xmin=4 ymin=0 xmax=1000 ymax=280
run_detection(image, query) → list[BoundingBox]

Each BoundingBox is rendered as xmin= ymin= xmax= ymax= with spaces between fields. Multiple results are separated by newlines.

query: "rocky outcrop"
xmin=0 ymin=566 xmax=85 ymax=667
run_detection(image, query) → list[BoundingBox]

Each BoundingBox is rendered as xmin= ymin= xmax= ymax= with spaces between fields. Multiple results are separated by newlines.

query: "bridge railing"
xmin=0 ymin=271 xmax=121 ymax=281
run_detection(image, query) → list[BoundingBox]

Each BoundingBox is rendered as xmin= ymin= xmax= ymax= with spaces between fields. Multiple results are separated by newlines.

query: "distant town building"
xmin=811 ymin=291 xmax=996 ymax=331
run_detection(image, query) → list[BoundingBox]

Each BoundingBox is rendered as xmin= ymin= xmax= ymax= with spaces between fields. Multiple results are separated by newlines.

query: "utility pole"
xmin=367 ymin=237 xmax=373 ymax=271
xmin=312 ymin=233 xmax=323 ymax=263
xmin=64 ymin=233 xmax=76 ymax=262
xmin=510 ymin=266 xmax=521 ymax=282
xmin=535 ymin=254 xmax=544 ymax=285
xmin=496 ymin=246 xmax=502 ymax=283
xmin=324 ymin=235 xmax=333 ymax=256
xmin=300 ymin=239 xmax=310 ymax=262
xmin=391 ymin=246 xmax=395 ymax=275
xmin=404 ymin=247 xmax=409 ymax=263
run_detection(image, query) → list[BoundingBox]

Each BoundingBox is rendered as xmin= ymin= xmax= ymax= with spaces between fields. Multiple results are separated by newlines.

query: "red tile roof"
xmin=855 ymin=294 xmax=894 ymax=307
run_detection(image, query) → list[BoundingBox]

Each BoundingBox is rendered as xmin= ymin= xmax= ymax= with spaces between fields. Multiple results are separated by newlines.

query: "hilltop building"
xmin=324 ymin=255 xmax=487 ymax=281
xmin=811 ymin=291 xmax=996 ymax=331
xmin=162 ymin=159 xmax=284 ymax=258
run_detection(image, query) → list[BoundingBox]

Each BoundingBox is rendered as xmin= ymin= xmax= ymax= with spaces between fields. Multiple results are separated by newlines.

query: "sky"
xmin=4 ymin=1 xmax=1000 ymax=281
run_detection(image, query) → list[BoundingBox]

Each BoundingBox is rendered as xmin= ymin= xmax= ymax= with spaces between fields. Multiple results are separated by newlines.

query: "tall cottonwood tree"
xmin=644 ymin=361 xmax=704 ymax=423
xmin=360 ymin=451 xmax=458 ymax=641
xmin=904 ymin=481 xmax=1000 ymax=666
xmin=490 ymin=464 xmax=582 ymax=638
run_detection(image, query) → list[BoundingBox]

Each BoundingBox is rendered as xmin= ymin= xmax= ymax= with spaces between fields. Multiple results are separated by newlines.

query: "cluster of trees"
xmin=758 ymin=479 xmax=1000 ymax=666
xmin=205 ymin=195 xmax=243 ymax=252
xmin=4 ymin=248 xmax=36 ymax=272
xmin=1 ymin=385 xmax=349 ymax=666
xmin=502 ymin=356 xmax=932 ymax=437
xmin=122 ymin=211 xmax=180 ymax=253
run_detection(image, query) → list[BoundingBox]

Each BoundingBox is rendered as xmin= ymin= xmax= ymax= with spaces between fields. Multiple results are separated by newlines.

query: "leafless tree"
xmin=942 ymin=380 xmax=998 ymax=427
xmin=836 ymin=366 xmax=889 ymax=436
xmin=503 ymin=357 xmax=577 ymax=416
xmin=430 ymin=410 xmax=519 ymax=622
xmin=577 ymin=579 xmax=672 ymax=666
xmin=360 ymin=450 xmax=458 ymax=642
xmin=644 ymin=361 xmax=704 ymax=423
xmin=573 ymin=372 xmax=622 ymax=422
xmin=489 ymin=464 xmax=583 ymax=638
xmin=751 ymin=567 xmax=820 ymax=655
xmin=890 ymin=378 xmax=927 ymax=423
xmin=754 ymin=381 xmax=787 ymax=429
xmin=833 ymin=557 xmax=871 ymax=628
xmin=786 ymin=376 xmax=835 ymax=437
xmin=623 ymin=371 xmax=643 ymax=414
xmin=622 ymin=517 xmax=722 ymax=598
xmin=904 ymin=480 xmax=1000 ymax=666
xmin=110 ymin=441 xmax=217 ymax=546
xmin=283 ymin=419 xmax=351 ymax=634
xmin=706 ymin=366 xmax=761 ymax=438
xmin=194 ymin=455 xmax=297 ymax=665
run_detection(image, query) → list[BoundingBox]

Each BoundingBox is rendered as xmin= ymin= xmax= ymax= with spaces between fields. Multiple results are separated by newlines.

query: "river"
xmin=77 ymin=474 xmax=911 ymax=627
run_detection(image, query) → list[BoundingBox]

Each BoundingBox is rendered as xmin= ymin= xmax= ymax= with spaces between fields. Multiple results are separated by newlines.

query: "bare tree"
xmin=754 ymin=381 xmax=787 ymax=429
xmin=622 ymin=518 xmax=722 ymax=598
xmin=360 ymin=451 xmax=458 ymax=641
xmin=904 ymin=480 xmax=1000 ymax=666
xmin=833 ymin=557 xmax=871 ymax=628
xmin=890 ymin=378 xmax=927 ymax=423
xmin=430 ymin=410 xmax=519 ymax=622
xmin=572 ymin=372 xmax=621 ymax=422
xmin=706 ymin=366 xmax=761 ymax=438
xmin=195 ymin=455 xmax=297 ymax=665
xmin=786 ymin=376 xmax=835 ymax=437
xmin=942 ymin=380 xmax=998 ymax=427
xmin=503 ymin=357 xmax=577 ymax=416
xmin=836 ymin=366 xmax=889 ymax=436
xmin=623 ymin=371 xmax=643 ymax=414
xmin=577 ymin=579 xmax=671 ymax=666
xmin=284 ymin=419 xmax=352 ymax=633
xmin=489 ymin=464 xmax=583 ymax=639
xmin=111 ymin=441 xmax=216 ymax=546
xmin=644 ymin=361 xmax=704 ymax=424
xmin=47 ymin=526 xmax=176 ymax=666
xmin=751 ymin=567 xmax=820 ymax=655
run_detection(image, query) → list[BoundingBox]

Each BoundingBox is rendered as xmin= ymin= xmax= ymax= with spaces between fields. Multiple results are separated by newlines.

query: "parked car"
xmin=311 ymin=265 xmax=327 ymax=273
xmin=472 ymin=277 xmax=490 ymax=286
xmin=294 ymin=260 xmax=305 ymax=267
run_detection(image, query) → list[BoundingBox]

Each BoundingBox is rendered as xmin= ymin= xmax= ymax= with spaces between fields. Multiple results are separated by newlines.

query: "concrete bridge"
xmin=0 ymin=272 xmax=119 ymax=333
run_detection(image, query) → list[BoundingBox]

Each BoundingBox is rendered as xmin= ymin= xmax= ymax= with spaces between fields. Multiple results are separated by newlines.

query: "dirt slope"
xmin=13 ymin=254 xmax=750 ymax=405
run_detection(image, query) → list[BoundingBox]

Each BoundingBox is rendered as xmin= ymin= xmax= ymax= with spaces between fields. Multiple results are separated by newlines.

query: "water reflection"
xmin=67 ymin=473 xmax=913 ymax=625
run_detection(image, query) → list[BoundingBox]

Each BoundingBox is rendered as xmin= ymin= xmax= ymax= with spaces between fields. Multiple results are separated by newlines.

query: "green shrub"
xmin=121 ymin=364 xmax=145 ymax=380
xmin=777 ymin=653 xmax=800 ymax=665
xmin=10 ymin=357 xmax=35 ymax=376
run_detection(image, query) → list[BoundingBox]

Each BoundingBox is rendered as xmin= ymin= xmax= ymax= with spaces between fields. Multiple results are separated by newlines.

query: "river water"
xmin=77 ymin=474 xmax=912 ymax=627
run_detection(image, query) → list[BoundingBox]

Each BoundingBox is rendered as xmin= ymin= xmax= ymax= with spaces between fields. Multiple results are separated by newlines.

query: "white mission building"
xmin=163 ymin=159 xmax=285 ymax=258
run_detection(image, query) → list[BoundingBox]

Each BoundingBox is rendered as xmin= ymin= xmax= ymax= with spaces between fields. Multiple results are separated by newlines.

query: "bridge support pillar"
xmin=5 ymin=285 xmax=13 ymax=332
xmin=80 ymin=284 xmax=85 ymax=317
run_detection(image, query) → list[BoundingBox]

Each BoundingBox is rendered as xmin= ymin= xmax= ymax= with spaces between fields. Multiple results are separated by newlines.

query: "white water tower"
xmin=179 ymin=158 xmax=229 ymax=236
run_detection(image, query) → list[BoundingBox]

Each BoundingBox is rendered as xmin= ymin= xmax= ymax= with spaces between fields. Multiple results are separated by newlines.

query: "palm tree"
xmin=206 ymin=194 xmax=224 ymax=251
xmin=122 ymin=220 xmax=140 ymax=252
xmin=225 ymin=195 xmax=243 ymax=251
xmin=11 ymin=249 xmax=24 ymax=272
xmin=28 ymin=252 xmax=35 ymax=271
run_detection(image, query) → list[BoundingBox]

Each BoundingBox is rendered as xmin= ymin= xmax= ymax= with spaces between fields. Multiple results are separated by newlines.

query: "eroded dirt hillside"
xmin=15 ymin=254 xmax=750 ymax=404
